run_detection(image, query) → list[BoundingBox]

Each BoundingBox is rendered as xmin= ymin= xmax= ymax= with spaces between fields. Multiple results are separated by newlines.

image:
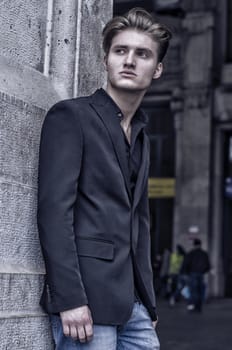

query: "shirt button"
xmin=117 ymin=112 xmax=123 ymax=118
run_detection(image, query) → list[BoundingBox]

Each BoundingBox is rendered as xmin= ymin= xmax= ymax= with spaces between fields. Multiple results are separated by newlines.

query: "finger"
xmin=62 ymin=323 xmax=70 ymax=337
xmin=70 ymin=324 xmax=78 ymax=340
xmin=88 ymin=309 xmax=93 ymax=325
xmin=85 ymin=323 xmax=93 ymax=342
xmin=77 ymin=325 xmax=86 ymax=343
xmin=152 ymin=320 xmax=158 ymax=329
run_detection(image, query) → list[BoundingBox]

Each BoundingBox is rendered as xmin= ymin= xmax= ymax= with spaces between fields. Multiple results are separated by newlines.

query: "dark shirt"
xmin=123 ymin=114 xmax=145 ymax=199
xmin=99 ymin=89 xmax=148 ymax=199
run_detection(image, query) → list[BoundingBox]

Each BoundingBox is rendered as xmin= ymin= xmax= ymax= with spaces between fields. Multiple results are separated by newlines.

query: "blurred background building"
xmin=0 ymin=0 xmax=231 ymax=348
xmin=114 ymin=0 xmax=232 ymax=300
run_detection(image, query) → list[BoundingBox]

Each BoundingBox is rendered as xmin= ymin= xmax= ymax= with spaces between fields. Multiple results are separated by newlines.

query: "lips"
xmin=120 ymin=71 xmax=137 ymax=76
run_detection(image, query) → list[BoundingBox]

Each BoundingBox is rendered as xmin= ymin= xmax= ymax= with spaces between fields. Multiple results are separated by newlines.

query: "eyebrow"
xmin=112 ymin=45 xmax=154 ymax=55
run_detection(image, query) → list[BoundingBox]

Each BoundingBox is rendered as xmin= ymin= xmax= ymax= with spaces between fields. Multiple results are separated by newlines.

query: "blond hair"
xmin=102 ymin=7 xmax=172 ymax=62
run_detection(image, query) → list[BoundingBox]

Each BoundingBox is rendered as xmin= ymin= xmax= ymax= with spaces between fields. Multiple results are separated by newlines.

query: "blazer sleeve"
xmin=37 ymin=100 xmax=88 ymax=312
xmin=135 ymin=136 xmax=157 ymax=321
xmin=137 ymin=180 xmax=157 ymax=315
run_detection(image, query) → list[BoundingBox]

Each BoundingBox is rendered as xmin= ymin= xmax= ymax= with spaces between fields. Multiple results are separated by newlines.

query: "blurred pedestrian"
xmin=167 ymin=244 xmax=186 ymax=306
xmin=182 ymin=238 xmax=210 ymax=312
xmin=159 ymin=248 xmax=171 ymax=298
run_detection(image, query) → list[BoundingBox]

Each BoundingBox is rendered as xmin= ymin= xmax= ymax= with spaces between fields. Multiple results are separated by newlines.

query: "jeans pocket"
xmin=139 ymin=304 xmax=160 ymax=349
xmin=139 ymin=303 xmax=150 ymax=318
xmin=49 ymin=314 xmax=62 ymax=343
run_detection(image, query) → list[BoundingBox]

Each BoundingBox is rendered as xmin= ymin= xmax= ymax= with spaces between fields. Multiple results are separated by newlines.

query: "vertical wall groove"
xmin=43 ymin=0 xmax=54 ymax=77
xmin=73 ymin=0 xmax=83 ymax=97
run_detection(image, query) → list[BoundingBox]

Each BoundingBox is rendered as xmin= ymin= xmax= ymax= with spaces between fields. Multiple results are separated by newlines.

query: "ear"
xmin=152 ymin=62 xmax=163 ymax=80
xmin=103 ymin=55 xmax=108 ymax=71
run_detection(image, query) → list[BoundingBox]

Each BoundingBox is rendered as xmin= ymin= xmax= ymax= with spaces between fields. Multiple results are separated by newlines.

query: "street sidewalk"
xmin=156 ymin=298 xmax=232 ymax=350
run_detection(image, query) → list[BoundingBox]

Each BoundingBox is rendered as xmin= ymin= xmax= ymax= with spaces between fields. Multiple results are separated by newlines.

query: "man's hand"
xmin=152 ymin=319 xmax=158 ymax=329
xmin=60 ymin=305 xmax=93 ymax=343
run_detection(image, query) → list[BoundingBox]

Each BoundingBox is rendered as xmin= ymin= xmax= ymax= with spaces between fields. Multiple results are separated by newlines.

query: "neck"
xmin=105 ymin=85 xmax=145 ymax=127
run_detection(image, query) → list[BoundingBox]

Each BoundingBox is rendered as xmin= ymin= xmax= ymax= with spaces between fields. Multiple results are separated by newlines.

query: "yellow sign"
xmin=148 ymin=178 xmax=175 ymax=198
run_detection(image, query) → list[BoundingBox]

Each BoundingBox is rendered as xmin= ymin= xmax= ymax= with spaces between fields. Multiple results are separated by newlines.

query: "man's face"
xmin=104 ymin=29 xmax=163 ymax=93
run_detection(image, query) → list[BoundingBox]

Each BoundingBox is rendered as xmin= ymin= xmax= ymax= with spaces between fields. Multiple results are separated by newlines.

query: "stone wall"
xmin=0 ymin=0 xmax=112 ymax=348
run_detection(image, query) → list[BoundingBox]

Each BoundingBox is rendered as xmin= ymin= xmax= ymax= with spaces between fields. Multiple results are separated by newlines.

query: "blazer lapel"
xmin=90 ymin=90 xmax=132 ymax=202
xmin=133 ymin=131 xmax=150 ymax=209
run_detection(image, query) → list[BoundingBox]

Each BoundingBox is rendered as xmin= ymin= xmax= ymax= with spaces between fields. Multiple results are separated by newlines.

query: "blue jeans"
xmin=189 ymin=273 xmax=205 ymax=311
xmin=50 ymin=302 xmax=160 ymax=350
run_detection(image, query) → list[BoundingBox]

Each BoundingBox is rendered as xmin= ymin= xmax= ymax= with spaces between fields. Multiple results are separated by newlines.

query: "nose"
xmin=124 ymin=50 xmax=135 ymax=67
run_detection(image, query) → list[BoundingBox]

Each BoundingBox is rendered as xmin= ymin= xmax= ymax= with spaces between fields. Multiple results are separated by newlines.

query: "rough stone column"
xmin=0 ymin=0 xmax=112 ymax=348
xmin=173 ymin=12 xmax=214 ymax=250
xmin=171 ymin=88 xmax=184 ymax=250
xmin=48 ymin=0 xmax=111 ymax=98
xmin=48 ymin=0 xmax=79 ymax=98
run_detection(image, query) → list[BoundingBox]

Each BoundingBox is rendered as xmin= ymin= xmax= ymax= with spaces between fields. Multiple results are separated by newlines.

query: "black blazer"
xmin=37 ymin=89 xmax=157 ymax=325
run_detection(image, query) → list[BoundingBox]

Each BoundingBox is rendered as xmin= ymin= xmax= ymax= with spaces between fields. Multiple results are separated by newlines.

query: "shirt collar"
xmin=97 ymin=88 xmax=148 ymax=126
xmin=97 ymin=88 xmax=122 ymax=119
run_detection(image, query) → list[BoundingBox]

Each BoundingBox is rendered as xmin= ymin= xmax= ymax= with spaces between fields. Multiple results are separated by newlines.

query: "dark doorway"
xmin=223 ymin=132 xmax=232 ymax=297
xmin=144 ymin=103 xmax=175 ymax=262
xmin=113 ymin=0 xmax=154 ymax=15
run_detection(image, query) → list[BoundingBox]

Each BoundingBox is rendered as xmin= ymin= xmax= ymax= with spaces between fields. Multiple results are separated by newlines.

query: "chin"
xmin=114 ymin=82 xmax=144 ymax=92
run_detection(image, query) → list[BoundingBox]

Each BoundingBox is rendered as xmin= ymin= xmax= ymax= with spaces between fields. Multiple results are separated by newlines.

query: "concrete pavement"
xmin=156 ymin=298 xmax=232 ymax=350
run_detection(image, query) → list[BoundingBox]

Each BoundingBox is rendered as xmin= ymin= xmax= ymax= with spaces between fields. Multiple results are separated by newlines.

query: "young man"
xmin=38 ymin=8 xmax=171 ymax=349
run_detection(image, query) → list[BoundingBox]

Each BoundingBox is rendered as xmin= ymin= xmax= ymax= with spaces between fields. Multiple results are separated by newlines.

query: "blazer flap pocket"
xmin=76 ymin=237 xmax=114 ymax=260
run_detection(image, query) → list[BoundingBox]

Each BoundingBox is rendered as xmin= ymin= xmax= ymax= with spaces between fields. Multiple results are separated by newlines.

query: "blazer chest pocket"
xmin=76 ymin=236 xmax=114 ymax=261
